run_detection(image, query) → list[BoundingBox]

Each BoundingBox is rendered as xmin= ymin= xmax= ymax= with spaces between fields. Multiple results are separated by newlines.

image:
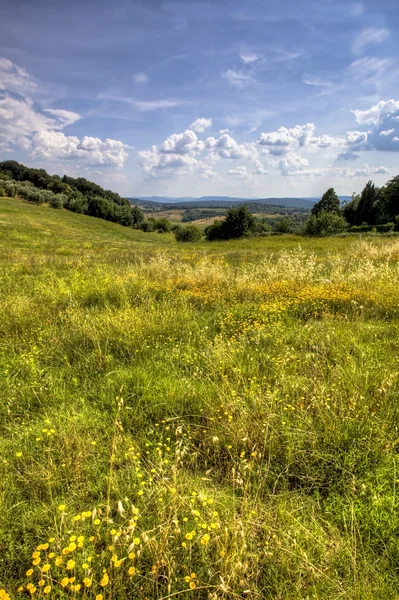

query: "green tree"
xmin=342 ymin=193 xmax=360 ymax=226
xmin=304 ymin=210 xmax=347 ymax=236
xmin=355 ymin=180 xmax=377 ymax=225
xmin=376 ymin=176 xmax=399 ymax=221
xmin=311 ymin=188 xmax=340 ymax=217
xmin=174 ymin=224 xmax=202 ymax=242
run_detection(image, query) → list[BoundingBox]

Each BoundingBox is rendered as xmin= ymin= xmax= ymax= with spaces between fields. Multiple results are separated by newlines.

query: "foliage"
xmin=355 ymin=180 xmax=378 ymax=225
xmin=304 ymin=210 xmax=348 ymax=236
xmin=205 ymin=205 xmax=257 ymax=240
xmin=376 ymin=175 xmax=399 ymax=221
xmin=311 ymin=187 xmax=340 ymax=217
xmin=341 ymin=193 xmax=360 ymax=226
xmin=174 ymin=224 xmax=202 ymax=242
xmin=0 ymin=160 xmax=144 ymax=230
xmin=2 ymin=197 xmax=399 ymax=598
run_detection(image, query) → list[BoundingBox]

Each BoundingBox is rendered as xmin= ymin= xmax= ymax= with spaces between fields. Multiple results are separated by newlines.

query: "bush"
xmin=205 ymin=206 xmax=257 ymax=241
xmin=174 ymin=224 xmax=202 ymax=242
xmin=304 ymin=211 xmax=348 ymax=236
xmin=141 ymin=220 xmax=154 ymax=232
xmin=153 ymin=218 xmax=172 ymax=233
xmin=49 ymin=194 xmax=66 ymax=209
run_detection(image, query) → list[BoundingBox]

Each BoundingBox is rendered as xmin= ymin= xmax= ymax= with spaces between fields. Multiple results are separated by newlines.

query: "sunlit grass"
xmin=1 ymin=197 xmax=399 ymax=598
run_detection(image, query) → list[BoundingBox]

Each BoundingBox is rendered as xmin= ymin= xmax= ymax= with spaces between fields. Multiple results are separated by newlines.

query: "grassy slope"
xmin=1 ymin=198 xmax=399 ymax=599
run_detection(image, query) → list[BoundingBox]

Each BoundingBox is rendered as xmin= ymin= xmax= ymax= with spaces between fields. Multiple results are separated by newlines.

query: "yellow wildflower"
xmin=32 ymin=558 xmax=40 ymax=566
xmin=58 ymin=505 xmax=66 ymax=511
xmin=60 ymin=578 xmax=69 ymax=588
xmin=100 ymin=572 xmax=109 ymax=587
xmin=43 ymin=587 xmax=51 ymax=595
xmin=189 ymin=581 xmax=196 ymax=589
xmin=26 ymin=569 xmax=33 ymax=577
xmin=55 ymin=556 xmax=63 ymax=566
xmin=83 ymin=577 xmax=92 ymax=587
xmin=66 ymin=559 xmax=75 ymax=570
xmin=128 ymin=566 xmax=136 ymax=576
xmin=42 ymin=564 xmax=50 ymax=572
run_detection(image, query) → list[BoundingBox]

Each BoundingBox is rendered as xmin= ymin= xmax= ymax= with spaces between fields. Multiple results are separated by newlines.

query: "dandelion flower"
xmin=128 ymin=552 xmax=135 ymax=559
xmin=32 ymin=558 xmax=40 ymax=566
xmin=32 ymin=552 xmax=40 ymax=559
xmin=48 ymin=552 xmax=55 ymax=559
xmin=55 ymin=556 xmax=63 ymax=566
xmin=66 ymin=559 xmax=75 ymax=570
xmin=185 ymin=532 xmax=193 ymax=540
xmin=189 ymin=581 xmax=196 ymax=589
xmin=94 ymin=519 xmax=100 ymax=525
xmin=83 ymin=577 xmax=92 ymax=587
xmin=96 ymin=595 xmax=103 ymax=600
xmin=60 ymin=578 xmax=69 ymax=588
xmin=68 ymin=542 xmax=76 ymax=551
xmin=42 ymin=564 xmax=50 ymax=572
xmin=15 ymin=452 xmax=22 ymax=457
xmin=26 ymin=569 xmax=33 ymax=577
xmin=100 ymin=572 xmax=109 ymax=587
xmin=133 ymin=537 xmax=141 ymax=545
xmin=128 ymin=566 xmax=136 ymax=576
xmin=43 ymin=587 xmax=51 ymax=595
xmin=41 ymin=543 xmax=49 ymax=550
xmin=58 ymin=505 xmax=66 ymax=511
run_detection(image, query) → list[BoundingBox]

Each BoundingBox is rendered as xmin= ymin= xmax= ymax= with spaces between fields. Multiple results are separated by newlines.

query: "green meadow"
xmin=1 ymin=196 xmax=399 ymax=599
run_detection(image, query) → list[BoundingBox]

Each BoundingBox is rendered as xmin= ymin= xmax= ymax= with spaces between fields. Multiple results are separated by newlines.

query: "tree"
xmin=355 ymin=180 xmax=377 ymax=225
xmin=304 ymin=210 xmax=347 ymax=236
xmin=174 ymin=224 xmax=202 ymax=242
xmin=376 ymin=175 xmax=399 ymax=221
xmin=311 ymin=188 xmax=340 ymax=217
xmin=341 ymin=193 xmax=360 ymax=226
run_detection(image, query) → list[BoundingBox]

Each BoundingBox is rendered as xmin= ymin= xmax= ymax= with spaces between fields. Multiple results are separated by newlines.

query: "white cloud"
xmin=205 ymin=133 xmax=257 ymax=160
xmin=352 ymin=27 xmax=390 ymax=55
xmin=252 ymin=160 xmax=268 ymax=175
xmin=336 ymin=150 xmax=360 ymax=161
xmin=227 ymin=165 xmax=249 ymax=177
xmin=189 ymin=117 xmax=212 ymax=133
xmin=351 ymin=163 xmax=391 ymax=177
xmin=276 ymin=154 xmax=310 ymax=175
xmin=0 ymin=60 xmax=129 ymax=169
xmin=134 ymin=72 xmax=149 ymax=84
xmin=97 ymin=93 xmax=182 ymax=111
xmin=159 ymin=129 xmax=205 ymax=155
xmin=257 ymin=123 xmax=316 ymax=155
xmin=221 ymin=69 xmax=255 ymax=87
xmin=239 ymin=52 xmax=260 ymax=64
xmin=352 ymin=99 xmax=399 ymax=125
xmin=219 ymin=129 xmax=229 ymax=134
xmin=31 ymin=131 xmax=129 ymax=167
xmin=0 ymin=58 xmax=36 ymax=93
xmin=346 ymin=57 xmax=391 ymax=83
xmin=302 ymin=74 xmax=332 ymax=88
xmin=44 ymin=108 xmax=81 ymax=128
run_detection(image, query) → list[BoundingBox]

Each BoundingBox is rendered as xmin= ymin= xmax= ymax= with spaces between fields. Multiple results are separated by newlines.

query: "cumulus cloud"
xmin=31 ymin=131 xmax=129 ymax=167
xmin=0 ymin=58 xmax=36 ymax=93
xmin=159 ymin=129 xmax=205 ymax=155
xmin=189 ymin=118 xmax=212 ymax=133
xmin=276 ymin=154 xmax=310 ymax=176
xmin=221 ymin=69 xmax=255 ymax=87
xmin=257 ymin=123 xmax=316 ymax=155
xmin=342 ymin=163 xmax=392 ymax=177
xmin=205 ymin=133 xmax=257 ymax=160
xmin=352 ymin=27 xmax=390 ymax=55
xmin=352 ymin=99 xmax=399 ymax=125
xmin=252 ymin=161 xmax=268 ymax=175
xmin=336 ymin=150 xmax=360 ymax=161
xmin=227 ymin=165 xmax=249 ymax=177
xmin=0 ymin=59 xmax=129 ymax=168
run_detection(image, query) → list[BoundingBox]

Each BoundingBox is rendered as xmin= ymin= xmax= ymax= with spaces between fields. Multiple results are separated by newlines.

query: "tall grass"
xmin=1 ymin=198 xmax=399 ymax=598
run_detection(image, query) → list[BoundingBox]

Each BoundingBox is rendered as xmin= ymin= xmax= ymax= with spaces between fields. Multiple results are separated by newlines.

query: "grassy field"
xmin=1 ymin=197 xmax=399 ymax=599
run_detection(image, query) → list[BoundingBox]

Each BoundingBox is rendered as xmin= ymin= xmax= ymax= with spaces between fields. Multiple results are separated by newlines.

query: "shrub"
xmin=304 ymin=210 xmax=348 ymax=236
xmin=141 ymin=220 xmax=154 ymax=232
xmin=49 ymin=194 xmax=66 ymax=209
xmin=174 ymin=224 xmax=202 ymax=242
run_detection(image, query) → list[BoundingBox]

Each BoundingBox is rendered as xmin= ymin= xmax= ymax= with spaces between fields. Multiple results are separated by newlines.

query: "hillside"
xmin=134 ymin=195 xmax=320 ymax=209
xmin=1 ymin=197 xmax=399 ymax=599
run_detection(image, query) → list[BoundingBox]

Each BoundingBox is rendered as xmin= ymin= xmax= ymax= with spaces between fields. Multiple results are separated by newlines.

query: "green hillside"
xmin=1 ymin=197 xmax=399 ymax=599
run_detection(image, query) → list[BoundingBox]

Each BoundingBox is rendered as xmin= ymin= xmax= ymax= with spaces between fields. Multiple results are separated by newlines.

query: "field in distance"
xmin=1 ymin=196 xmax=399 ymax=599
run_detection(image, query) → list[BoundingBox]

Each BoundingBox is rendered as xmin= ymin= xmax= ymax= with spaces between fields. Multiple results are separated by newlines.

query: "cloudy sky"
xmin=0 ymin=0 xmax=398 ymax=198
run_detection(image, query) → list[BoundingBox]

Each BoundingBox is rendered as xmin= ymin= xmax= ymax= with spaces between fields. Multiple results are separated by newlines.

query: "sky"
xmin=0 ymin=0 xmax=399 ymax=198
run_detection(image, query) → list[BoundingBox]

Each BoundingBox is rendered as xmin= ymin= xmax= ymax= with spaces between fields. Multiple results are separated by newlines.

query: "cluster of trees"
xmin=0 ymin=161 xmax=145 ymax=229
xmin=303 ymin=176 xmax=399 ymax=236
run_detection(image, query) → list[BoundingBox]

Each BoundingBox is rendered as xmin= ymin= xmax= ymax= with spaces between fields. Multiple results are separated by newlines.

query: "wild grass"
xmin=1 ymin=197 xmax=399 ymax=599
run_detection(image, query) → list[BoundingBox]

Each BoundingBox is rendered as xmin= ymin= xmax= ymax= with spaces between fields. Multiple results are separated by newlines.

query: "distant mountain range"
xmin=132 ymin=195 xmax=352 ymax=209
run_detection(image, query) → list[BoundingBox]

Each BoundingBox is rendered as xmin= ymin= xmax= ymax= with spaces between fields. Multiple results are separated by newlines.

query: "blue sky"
xmin=0 ymin=0 xmax=398 ymax=197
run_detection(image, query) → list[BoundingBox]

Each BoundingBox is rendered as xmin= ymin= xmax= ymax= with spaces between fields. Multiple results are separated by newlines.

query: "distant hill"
xmin=133 ymin=196 xmax=319 ymax=209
